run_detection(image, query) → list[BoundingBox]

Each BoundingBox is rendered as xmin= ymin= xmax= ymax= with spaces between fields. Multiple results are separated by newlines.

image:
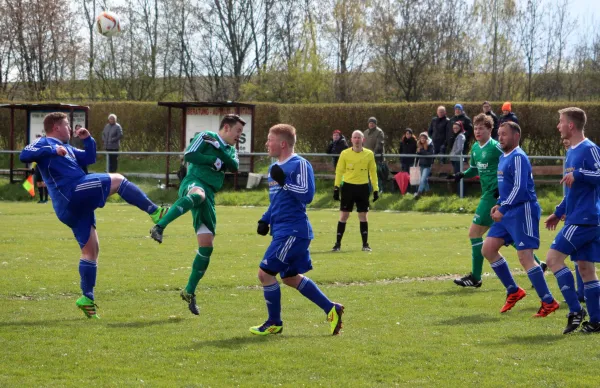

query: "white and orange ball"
xmin=95 ymin=11 xmax=121 ymax=37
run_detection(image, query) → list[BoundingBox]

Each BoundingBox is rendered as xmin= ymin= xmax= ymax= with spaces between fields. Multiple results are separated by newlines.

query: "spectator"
xmin=449 ymin=121 xmax=466 ymax=175
xmin=399 ymin=128 xmax=417 ymax=173
xmin=427 ymin=105 xmax=451 ymax=160
xmin=326 ymin=129 xmax=349 ymax=169
xmin=414 ymin=132 xmax=434 ymax=199
xmin=482 ymin=101 xmax=499 ymax=139
xmin=71 ymin=124 xmax=89 ymax=174
xmin=499 ymin=101 xmax=519 ymax=125
xmin=102 ymin=113 xmax=123 ymax=173
xmin=363 ymin=117 xmax=386 ymax=192
xmin=33 ymin=134 xmax=48 ymax=204
xmin=451 ymin=104 xmax=473 ymax=155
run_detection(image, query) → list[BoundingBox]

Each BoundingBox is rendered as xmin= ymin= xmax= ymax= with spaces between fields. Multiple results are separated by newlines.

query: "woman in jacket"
xmin=414 ymin=132 xmax=434 ymax=199
xmin=326 ymin=129 xmax=349 ymax=169
xmin=399 ymin=128 xmax=417 ymax=173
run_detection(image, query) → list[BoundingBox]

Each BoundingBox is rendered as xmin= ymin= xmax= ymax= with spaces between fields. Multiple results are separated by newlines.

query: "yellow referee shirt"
xmin=334 ymin=147 xmax=379 ymax=191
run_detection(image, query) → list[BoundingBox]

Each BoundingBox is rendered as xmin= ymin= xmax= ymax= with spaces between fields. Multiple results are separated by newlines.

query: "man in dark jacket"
xmin=451 ymin=104 xmax=473 ymax=155
xmin=427 ymin=106 xmax=452 ymax=159
xmin=326 ymin=130 xmax=349 ymax=168
xmin=482 ymin=101 xmax=499 ymax=140
xmin=499 ymin=101 xmax=519 ymax=125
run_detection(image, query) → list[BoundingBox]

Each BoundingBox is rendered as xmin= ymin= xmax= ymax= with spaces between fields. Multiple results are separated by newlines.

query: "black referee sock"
xmin=43 ymin=187 xmax=48 ymax=201
xmin=37 ymin=187 xmax=44 ymax=201
xmin=336 ymin=221 xmax=346 ymax=244
xmin=360 ymin=221 xmax=368 ymax=246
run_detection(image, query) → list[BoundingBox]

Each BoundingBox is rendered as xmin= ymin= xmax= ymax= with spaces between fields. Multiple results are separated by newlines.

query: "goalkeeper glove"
xmin=333 ymin=187 xmax=340 ymax=201
xmin=213 ymin=158 xmax=223 ymax=171
xmin=202 ymin=134 xmax=220 ymax=149
xmin=451 ymin=172 xmax=465 ymax=182
xmin=373 ymin=191 xmax=379 ymax=202
xmin=257 ymin=220 xmax=270 ymax=236
xmin=270 ymin=164 xmax=286 ymax=186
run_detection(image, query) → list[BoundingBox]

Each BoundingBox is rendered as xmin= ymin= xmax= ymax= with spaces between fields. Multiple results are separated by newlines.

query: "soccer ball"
xmin=96 ymin=11 xmax=121 ymax=37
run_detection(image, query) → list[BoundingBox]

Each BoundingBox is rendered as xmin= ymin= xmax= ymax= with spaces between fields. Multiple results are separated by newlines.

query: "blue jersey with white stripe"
xmin=497 ymin=147 xmax=537 ymax=214
xmin=554 ymin=139 xmax=600 ymax=225
xmin=19 ymin=136 xmax=96 ymax=213
xmin=260 ymin=154 xmax=315 ymax=239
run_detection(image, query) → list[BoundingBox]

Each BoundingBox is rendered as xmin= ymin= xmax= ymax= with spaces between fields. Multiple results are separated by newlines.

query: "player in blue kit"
xmin=481 ymin=121 xmax=559 ymax=316
xmin=19 ymin=112 xmax=168 ymax=319
xmin=545 ymin=107 xmax=600 ymax=334
xmin=250 ymin=124 xmax=344 ymax=336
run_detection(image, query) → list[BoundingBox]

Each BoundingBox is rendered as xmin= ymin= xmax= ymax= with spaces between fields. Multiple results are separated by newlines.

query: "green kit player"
xmin=450 ymin=113 xmax=545 ymax=288
xmin=150 ymin=114 xmax=245 ymax=314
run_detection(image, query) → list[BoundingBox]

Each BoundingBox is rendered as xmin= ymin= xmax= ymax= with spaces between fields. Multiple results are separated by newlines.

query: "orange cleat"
xmin=500 ymin=287 xmax=526 ymax=313
xmin=533 ymin=300 xmax=560 ymax=317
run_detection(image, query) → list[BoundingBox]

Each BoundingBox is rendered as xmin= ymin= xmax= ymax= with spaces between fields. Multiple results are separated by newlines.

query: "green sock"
xmin=470 ymin=237 xmax=484 ymax=281
xmin=510 ymin=242 xmax=542 ymax=264
xmin=185 ymin=247 xmax=212 ymax=294
xmin=157 ymin=193 xmax=204 ymax=228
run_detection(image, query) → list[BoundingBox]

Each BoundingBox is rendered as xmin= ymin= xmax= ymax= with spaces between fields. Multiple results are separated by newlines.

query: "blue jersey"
xmin=260 ymin=154 xmax=315 ymax=239
xmin=19 ymin=136 xmax=96 ymax=213
xmin=554 ymin=139 xmax=600 ymax=225
xmin=497 ymin=147 xmax=537 ymax=215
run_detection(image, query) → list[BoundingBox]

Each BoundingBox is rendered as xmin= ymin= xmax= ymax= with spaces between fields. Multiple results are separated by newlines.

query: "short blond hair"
xmin=269 ymin=124 xmax=296 ymax=147
xmin=558 ymin=107 xmax=587 ymax=130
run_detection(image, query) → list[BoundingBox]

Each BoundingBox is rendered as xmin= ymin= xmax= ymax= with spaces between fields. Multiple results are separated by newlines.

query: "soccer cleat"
xmin=500 ymin=287 xmax=526 ymax=313
xmin=150 ymin=205 xmax=169 ymax=224
xmin=180 ymin=289 xmax=199 ymax=315
xmin=533 ymin=299 xmax=560 ymax=317
xmin=540 ymin=261 xmax=548 ymax=273
xmin=563 ymin=309 xmax=587 ymax=334
xmin=150 ymin=224 xmax=164 ymax=244
xmin=332 ymin=243 xmax=341 ymax=252
xmin=581 ymin=321 xmax=600 ymax=334
xmin=249 ymin=321 xmax=283 ymax=335
xmin=327 ymin=303 xmax=344 ymax=335
xmin=453 ymin=273 xmax=482 ymax=288
xmin=76 ymin=296 xmax=100 ymax=319
xmin=362 ymin=245 xmax=372 ymax=252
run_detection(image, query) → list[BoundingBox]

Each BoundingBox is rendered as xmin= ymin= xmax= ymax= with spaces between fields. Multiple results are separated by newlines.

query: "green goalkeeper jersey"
xmin=184 ymin=131 xmax=239 ymax=193
xmin=463 ymin=138 xmax=503 ymax=199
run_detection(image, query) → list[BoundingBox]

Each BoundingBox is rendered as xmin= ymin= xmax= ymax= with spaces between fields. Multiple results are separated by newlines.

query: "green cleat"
xmin=150 ymin=205 xmax=169 ymax=224
xmin=327 ymin=303 xmax=344 ymax=335
xmin=76 ymin=296 xmax=100 ymax=319
xmin=249 ymin=321 xmax=283 ymax=335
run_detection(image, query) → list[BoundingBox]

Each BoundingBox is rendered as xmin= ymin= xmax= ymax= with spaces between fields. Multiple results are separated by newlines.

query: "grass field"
xmin=0 ymin=202 xmax=597 ymax=387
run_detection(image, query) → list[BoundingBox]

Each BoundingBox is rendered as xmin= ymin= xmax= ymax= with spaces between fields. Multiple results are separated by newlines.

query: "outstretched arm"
xmin=72 ymin=135 xmax=97 ymax=166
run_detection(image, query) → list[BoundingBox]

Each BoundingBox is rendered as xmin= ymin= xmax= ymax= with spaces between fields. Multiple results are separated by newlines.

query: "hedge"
xmin=1 ymin=101 xmax=599 ymax=157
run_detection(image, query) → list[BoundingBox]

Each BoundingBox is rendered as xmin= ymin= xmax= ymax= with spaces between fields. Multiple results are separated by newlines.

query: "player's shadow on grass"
xmin=437 ymin=314 xmax=502 ymax=326
xmin=189 ymin=333 xmax=322 ymax=349
xmin=496 ymin=333 xmax=566 ymax=345
xmin=106 ymin=317 xmax=185 ymax=328
xmin=413 ymin=288 xmax=496 ymax=297
xmin=0 ymin=318 xmax=84 ymax=327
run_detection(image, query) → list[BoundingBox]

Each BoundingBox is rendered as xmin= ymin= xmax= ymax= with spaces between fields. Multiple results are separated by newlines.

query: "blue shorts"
xmin=58 ymin=173 xmax=112 ymax=248
xmin=487 ymin=201 xmax=540 ymax=250
xmin=260 ymin=236 xmax=313 ymax=278
xmin=550 ymin=224 xmax=600 ymax=263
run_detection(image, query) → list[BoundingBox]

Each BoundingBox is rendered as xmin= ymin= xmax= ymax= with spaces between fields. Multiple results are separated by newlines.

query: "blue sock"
xmin=117 ymin=179 xmax=158 ymax=214
xmin=584 ymin=280 xmax=600 ymax=323
xmin=263 ymin=282 xmax=282 ymax=324
xmin=79 ymin=259 xmax=97 ymax=300
xmin=575 ymin=264 xmax=585 ymax=301
xmin=527 ymin=265 xmax=554 ymax=304
xmin=297 ymin=277 xmax=334 ymax=314
xmin=490 ymin=257 xmax=519 ymax=294
xmin=554 ymin=267 xmax=582 ymax=313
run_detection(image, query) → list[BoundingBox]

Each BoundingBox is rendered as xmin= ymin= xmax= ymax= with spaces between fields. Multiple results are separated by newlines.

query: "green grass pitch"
xmin=0 ymin=203 xmax=597 ymax=386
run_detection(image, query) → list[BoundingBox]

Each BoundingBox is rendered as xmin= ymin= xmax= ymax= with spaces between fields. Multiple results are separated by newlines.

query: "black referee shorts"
xmin=340 ymin=182 xmax=370 ymax=213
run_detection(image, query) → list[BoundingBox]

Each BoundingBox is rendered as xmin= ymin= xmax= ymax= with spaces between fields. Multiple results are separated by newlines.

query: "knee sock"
xmin=37 ymin=187 xmax=44 ymax=201
xmin=158 ymin=193 xmax=204 ymax=229
xmin=527 ymin=265 xmax=554 ymax=303
xmin=79 ymin=259 xmax=97 ymax=300
xmin=117 ymin=178 xmax=158 ymax=214
xmin=470 ymin=237 xmax=484 ymax=281
xmin=554 ymin=267 xmax=582 ymax=313
xmin=584 ymin=280 xmax=600 ymax=323
xmin=575 ymin=264 xmax=585 ymax=301
xmin=490 ymin=257 xmax=518 ymax=294
xmin=360 ymin=221 xmax=368 ymax=246
xmin=336 ymin=221 xmax=346 ymax=244
xmin=263 ymin=282 xmax=282 ymax=324
xmin=297 ymin=277 xmax=334 ymax=314
xmin=185 ymin=247 xmax=212 ymax=294
xmin=43 ymin=187 xmax=48 ymax=201
xmin=511 ymin=242 xmax=541 ymax=265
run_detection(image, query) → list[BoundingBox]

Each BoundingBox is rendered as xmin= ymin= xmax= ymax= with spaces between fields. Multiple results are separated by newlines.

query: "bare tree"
xmin=518 ymin=0 xmax=544 ymax=101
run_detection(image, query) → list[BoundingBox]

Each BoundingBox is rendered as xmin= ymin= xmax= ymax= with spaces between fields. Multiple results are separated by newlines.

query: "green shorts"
xmin=472 ymin=196 xmax=496 ymax=227
xmin=179 ymin=175 xmax=216 ymax=235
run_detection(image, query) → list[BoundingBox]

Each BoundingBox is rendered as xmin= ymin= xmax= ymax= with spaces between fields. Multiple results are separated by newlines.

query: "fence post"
xmin=459 ymin=154 xmax=464 ymax=198
xmin=106 ymin=151 xmax=110 ymax=172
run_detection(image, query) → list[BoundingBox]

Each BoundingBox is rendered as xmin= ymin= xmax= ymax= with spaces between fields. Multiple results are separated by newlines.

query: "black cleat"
xmin=332 ymin=243 xmax=341 ymax=252
xmin=563 ymin=309 xmax=587 ymax=334
xmin=581 ymin=320 xmax=600 ymax=334
xmin=150 ymin=225 xmax=164 ymax=244
xmin=362 ymin=244 xmax=372 ymax=252
xmin=540 ymin=261 xmax=548 ymax=272
xmin=454 ymin=273 xmax=482 ymax=288
xmin=180 ymin=289 xmax=199 ymax=315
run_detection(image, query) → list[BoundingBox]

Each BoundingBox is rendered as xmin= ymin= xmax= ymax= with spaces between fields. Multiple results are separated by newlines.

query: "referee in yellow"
xmin=332 ymin=130 xmax=379 ymax=252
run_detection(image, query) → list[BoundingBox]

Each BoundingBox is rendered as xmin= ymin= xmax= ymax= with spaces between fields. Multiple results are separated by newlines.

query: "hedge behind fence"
xmin=2 ymin=101 xmax=599 ymax=157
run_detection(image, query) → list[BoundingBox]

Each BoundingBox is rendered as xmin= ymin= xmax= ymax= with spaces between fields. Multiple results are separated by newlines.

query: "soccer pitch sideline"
xmin=0 ymin=203 xmax=596 ymax=387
